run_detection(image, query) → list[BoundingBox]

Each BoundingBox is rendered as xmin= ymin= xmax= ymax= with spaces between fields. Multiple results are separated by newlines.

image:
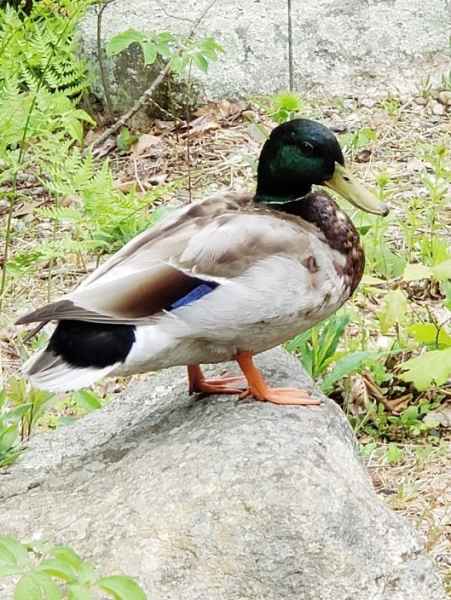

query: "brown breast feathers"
xmin=277 ymin=191 xmax=365 ymax=295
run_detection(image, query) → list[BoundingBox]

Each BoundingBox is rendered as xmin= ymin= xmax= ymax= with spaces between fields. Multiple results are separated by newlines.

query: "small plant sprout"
xmin=269 ymin=90 xmax=303 ymax=124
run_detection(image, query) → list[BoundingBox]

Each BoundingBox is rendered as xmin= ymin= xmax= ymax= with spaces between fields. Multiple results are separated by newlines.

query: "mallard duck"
xmin=16 ymin=119 xmax=388 ymax=405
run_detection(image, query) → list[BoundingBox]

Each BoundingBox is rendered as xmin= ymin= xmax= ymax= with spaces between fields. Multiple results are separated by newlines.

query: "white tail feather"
xmin=22 ymin=349 xmax=117 ymax=392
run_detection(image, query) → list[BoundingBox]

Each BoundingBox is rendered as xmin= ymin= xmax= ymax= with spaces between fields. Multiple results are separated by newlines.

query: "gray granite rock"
xmin=0 ymin=348 xmax=446 ymax=599
xmin=78 ymin=0 xmax=451 ymax=108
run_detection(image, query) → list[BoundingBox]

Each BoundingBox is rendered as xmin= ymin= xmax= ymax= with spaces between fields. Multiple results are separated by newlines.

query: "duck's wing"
xmin=16 ymin=192 xmax=315 ymax=326
xmin=78 ymin=190 xmax=250 ymax=288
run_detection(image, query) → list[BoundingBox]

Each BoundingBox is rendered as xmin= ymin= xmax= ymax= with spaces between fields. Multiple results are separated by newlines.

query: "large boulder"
xmin=0 ymin=348 xmax=446 ymax=599
xmin=78 ymin=0 xmax=451 ymax=107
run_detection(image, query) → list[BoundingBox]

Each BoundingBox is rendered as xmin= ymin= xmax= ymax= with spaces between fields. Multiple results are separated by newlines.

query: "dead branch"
xmin=89 ymin=62 xmax=172 ymax=152
xmin=363 ymin=373 xmax=399 ymax=414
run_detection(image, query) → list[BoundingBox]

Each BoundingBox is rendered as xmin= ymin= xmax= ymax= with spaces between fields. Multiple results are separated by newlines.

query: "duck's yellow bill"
xmin=323 ymin=162 xmax=389 ymax=216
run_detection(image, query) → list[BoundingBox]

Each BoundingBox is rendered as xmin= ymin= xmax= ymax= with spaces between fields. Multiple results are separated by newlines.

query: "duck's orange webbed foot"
xmin=187 ymin=365 xmax=247 ymax=395
xmin=236 ymin=352 xmax=320 ymax=406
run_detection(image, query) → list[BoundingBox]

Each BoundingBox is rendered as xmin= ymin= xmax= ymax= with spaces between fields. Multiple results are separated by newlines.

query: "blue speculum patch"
xmin=170 ymin=281 xmax=219 ymax=310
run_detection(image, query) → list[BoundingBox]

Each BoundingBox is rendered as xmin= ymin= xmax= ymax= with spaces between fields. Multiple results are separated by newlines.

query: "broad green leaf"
xmin=0 ymin=389 xmax=6 ymax=409
xmin=155 ymin=42 xmax=172 ymax=58
xmin=15 ymin=572 xmax=62 ymax=600
xmin=321 ymin=351 xmax=376 ymax=394
xmin=141 ymin=41 xmax=157 ymax=65
xmin=51 ymin=546 xmax=83 ymax=570
xmin=97 ymin=575 xmax=147 ymax=600
xmin=47 ymin=95 xmax=73 ymax=114
xmin=116 ymin=127 xmax=137 ymax=153
xmin=400 ymin=405 xmax=419 ymax=425
xmin=65 ymin=119 xmax=84 ymax=143
xmin=37 ymin=558 xmax=78 ymax=582
xmin=432 ymin=259 xmax=451 ymax=281
xmin=317 ymin=314 xmax=350 ymax=368
xmin=51 ymin=548 xmax=96 ymax=586
xmin=378 ymin=289 xmax=408 ymax=334
xmin=106 ymin=29 xmax=147 ymax=56
xmin=193 ymin=53 xmax=209 ymax=73
xmin=429 ymin=238 xmax=450 ymax=265
xmin=3 ymin=403 xmax=33 ymax=420
xmin=273 ymin=91 xmax=302 ymax=113
xmin=68 ymin=584 xmax=93 ymax=600
xmin=374 ymin=247 xmax=406 ymax=279
xmin=400 ymin=347 xmax=451 ymax=390
xmin=72 ymin=390 xmax=102 ymax=412
xmin=0 ymin=448 xmax=23 ymax=468
xmin=156 ymin=32 xmax=174 ymax=43
xmin=403 ymin=263 xmax=432 ymax=281
xmin=169 ymin=54 xmax=188 ymax=75
xmin=408 ymin=323 xmax=451 ymax=348
xmin=15 ymin=574 xmax=42 ymax=600
xmin=6 ymin=378 xmax=27 ymax=405
xmin=287 ymin=330 xmax=314 ymax=374
xmin=199 ymin=36 xmax=224 ymax=59
xmin=39 ymin=574 xmax=63 ymax=600
xmin=0 ymin=424 xmax=19 ymax=452
xmin=0 ymin=536 xmax=30 ymax=567
xmin=0 ymin=564 xmax=21 ymax=576
xmin=71 ymin=109 xmax=96 ymax=125
xmin=27 ymin=389 xmax=55 ymax=426
xmin=0 ymin=543 xmax=17 ymax=567
xmin=154 ymin=32 xmax=174 ymax=58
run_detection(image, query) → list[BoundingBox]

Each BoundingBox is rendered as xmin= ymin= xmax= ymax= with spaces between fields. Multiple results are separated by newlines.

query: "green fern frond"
xmin=0 ymin=2 xmax=89 ymax=97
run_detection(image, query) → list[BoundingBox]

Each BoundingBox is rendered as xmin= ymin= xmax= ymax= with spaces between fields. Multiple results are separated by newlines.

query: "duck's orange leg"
xmin=187 ymin=365 xmax=247 ymax=395
xmin=236 ymin=351 xmax=320 ymax=406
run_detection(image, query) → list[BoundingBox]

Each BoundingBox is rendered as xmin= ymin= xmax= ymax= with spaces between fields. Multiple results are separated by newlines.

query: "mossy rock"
xmin=94 ymin=42 xmax=202 ymax=123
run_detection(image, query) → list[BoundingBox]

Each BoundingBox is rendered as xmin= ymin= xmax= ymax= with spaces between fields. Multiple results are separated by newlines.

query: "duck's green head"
xmin=256 ymin=118 xmax=389 ymax=216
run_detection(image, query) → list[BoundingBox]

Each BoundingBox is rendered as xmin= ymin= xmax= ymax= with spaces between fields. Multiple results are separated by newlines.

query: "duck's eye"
xmin=302 ymin=141 xmax=315 ymax=154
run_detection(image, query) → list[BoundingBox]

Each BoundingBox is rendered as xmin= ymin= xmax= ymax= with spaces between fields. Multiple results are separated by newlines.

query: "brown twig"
xmin=147 ymin=96 xmax=183 ymax=124
xmin=187 ymin=0 xmax=218 ymax=37
xmin=363 ymin=373 xmax=398 ymax=413
xmin=154 ymin=0 xmax=195 ymax=25
xmin=89 ymin=61 xmax=173 ymax=152
xmin=132 ymin=155 xmax=146 ymax=193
